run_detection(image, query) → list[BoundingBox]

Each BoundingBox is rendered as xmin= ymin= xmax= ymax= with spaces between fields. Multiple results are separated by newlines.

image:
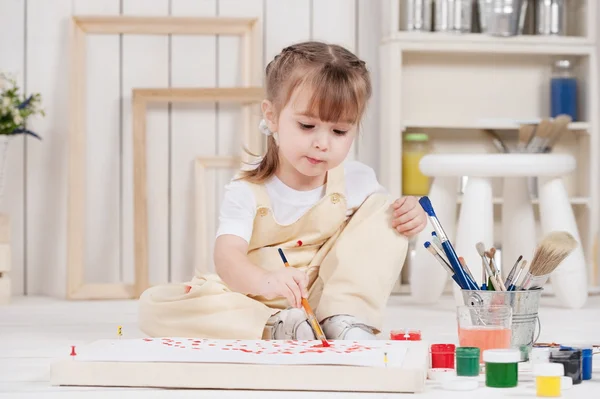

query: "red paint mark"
xmin=312 ymin=342 xmax=333 ymax=348
xmin=239 ymin=349 xmax=253 ymax=353
xmin=223 ymin=348 xmax=230 ymax=351
xmin=297 ymin=240 xmax=303 ymax=246
xmin=184 ymin=285 xmax=192 ymax=293
xmin=143 ymin=338 xmax=153 ymax=342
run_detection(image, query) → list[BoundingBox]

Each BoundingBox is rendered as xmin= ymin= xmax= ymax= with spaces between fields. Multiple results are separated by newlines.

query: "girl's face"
xmin=263 ymin=86 xmax=357 ymax=181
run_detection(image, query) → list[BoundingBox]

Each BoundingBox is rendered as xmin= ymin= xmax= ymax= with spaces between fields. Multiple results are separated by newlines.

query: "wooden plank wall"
xmin=0 ymin=0 xmax=381 ymax=297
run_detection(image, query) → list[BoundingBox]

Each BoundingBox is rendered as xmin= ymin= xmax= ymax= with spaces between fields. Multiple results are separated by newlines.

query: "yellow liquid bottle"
xmin=402 ymin=133 xmax=430 ymax=196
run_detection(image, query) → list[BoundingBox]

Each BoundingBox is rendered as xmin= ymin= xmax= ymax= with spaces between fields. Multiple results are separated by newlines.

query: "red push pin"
xmin=70 ymin=345 xmax=77 ymax=358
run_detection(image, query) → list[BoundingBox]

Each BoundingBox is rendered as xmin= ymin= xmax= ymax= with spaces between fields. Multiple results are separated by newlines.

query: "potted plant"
xmin=0 ymin=73 xmax=44 ymax=204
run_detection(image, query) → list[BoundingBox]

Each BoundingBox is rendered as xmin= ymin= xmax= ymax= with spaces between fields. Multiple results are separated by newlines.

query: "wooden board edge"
xmin=50 ymin=360 xmax=426 ymax=393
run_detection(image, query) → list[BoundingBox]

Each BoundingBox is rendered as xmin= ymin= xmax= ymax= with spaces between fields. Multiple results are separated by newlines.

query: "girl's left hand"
xmin=391 ymin=196 xmax=427 ymax=237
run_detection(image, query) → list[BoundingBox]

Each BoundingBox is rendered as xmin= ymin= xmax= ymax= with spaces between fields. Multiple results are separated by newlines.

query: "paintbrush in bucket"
xmin=519 ymin=231 xmax=578 ymax=290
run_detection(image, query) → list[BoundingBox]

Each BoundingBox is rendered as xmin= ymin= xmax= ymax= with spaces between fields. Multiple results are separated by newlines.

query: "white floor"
xmin=1 ymin=294 xmax=600 ymax=398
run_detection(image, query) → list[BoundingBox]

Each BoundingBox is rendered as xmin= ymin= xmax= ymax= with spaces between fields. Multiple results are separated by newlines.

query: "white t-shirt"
xmin=216 ymin=161 xmax=388 ymax=243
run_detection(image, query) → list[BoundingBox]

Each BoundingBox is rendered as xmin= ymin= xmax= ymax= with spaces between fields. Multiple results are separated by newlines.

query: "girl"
xmin=139 ymin=41 xmax=427 ymax=341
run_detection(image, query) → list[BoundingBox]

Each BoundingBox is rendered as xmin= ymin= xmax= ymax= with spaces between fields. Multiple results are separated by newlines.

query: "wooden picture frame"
xmin=67 ymin=16 xmax=263 ymax=300
xmin=194 ymin=156 xmax=241 ymax=276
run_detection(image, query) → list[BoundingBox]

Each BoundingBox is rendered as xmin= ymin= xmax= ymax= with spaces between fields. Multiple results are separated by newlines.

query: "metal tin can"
xmin=434 ymin=0 xmax=473 ymax=32
xmin=536 ymin=0 xmax=566 ymax=35
xmin=402 ymin=0 xmax=433 ymax=31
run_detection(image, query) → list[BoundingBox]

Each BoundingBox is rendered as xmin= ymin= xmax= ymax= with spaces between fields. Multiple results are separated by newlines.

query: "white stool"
xmin=409 ymin=153 xmax=588 ymax=309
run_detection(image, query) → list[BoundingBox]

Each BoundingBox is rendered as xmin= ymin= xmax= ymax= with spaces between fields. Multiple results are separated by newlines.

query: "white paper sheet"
xmin=72 ymin=338 xmax=408 ymax=368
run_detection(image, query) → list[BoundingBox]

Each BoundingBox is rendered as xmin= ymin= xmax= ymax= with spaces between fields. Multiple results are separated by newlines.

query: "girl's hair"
xmin=239 ymin=41 xmax=372 ymax=183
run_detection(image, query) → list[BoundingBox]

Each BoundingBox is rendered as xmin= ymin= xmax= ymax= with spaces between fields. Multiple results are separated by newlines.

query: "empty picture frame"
xmin=68 ymin=15 xmax=263 ymax=299
xmin=194 ymin=156 xmax=241 ymax=276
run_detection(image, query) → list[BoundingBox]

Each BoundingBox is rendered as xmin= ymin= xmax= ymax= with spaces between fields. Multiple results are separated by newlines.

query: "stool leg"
xmin=502 ymin=177 xmax=536 ymax=280
xmin=454 ymin=177 xmax=494 ymax=304
xmin=410 ymin=176 xmax=458 ymax=304
xmin=538 ymin=176 xmax=588 ymax=309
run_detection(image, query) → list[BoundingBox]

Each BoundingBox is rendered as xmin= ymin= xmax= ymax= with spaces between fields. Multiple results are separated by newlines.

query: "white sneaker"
xmin=321 ymin=314 xmax=378 ymax=340
xmin=265 ymin=308 xmax=316 ymax=340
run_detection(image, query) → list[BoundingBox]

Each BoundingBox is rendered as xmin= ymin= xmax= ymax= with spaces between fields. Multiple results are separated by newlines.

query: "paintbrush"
xmin=487 ymin=248 xmax=507 ymax=291
xmin=542 ymin=114 xmax=572 ymax=153
xmin=508 ymin=260 xmax=528 ymax=291
xmin=419 ymin=197 xmax=479 ymax=290
xmin=504 ymin=255 xmax=523 ymax=288
xmin=277 ymin=248 xmax=330 ymax=347
xmin=517 ymin=124 xmax=536 ymax=153
xmin=519 ymin=231 xmax=578 ymax=290
xmin=431 ymin=232 xmax=450 ymax=264
xmin=526 ymin=119 xmax=554 ymax=153
xmin=424 ymin=242 xmax=458 ymax=284
xmin=476 ymin=242 xmax=497 ymax=291
xmin=458 ymin=257 xmax=476 ymax=283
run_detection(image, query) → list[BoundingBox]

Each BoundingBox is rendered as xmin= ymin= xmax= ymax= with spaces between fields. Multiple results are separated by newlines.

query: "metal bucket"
xmin=478 ymin=0 xmax=528 ymax=36
xmin=461 ymin=289 xmax=542 ymax=361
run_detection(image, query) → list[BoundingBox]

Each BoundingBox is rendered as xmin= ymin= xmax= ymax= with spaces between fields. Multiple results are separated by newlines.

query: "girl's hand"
xmin=391 ymin=196 xmax=427 ymax=237
xmin=256 ymin=268 xmax=309 ymax=309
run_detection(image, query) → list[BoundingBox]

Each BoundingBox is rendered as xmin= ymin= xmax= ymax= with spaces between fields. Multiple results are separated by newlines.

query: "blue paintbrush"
xmin=419 ymin=196 xmax=479 ymax=290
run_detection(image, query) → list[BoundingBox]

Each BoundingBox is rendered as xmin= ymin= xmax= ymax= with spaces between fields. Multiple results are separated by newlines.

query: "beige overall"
xmin=138 ymin=165 xmax=408 ymax=339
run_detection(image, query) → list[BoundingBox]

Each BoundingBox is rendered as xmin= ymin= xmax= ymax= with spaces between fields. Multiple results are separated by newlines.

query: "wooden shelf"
xmin=383 ymin=32 xmax=594 ymax=55
xmin=456 ymin=196 xmax=591 ymax=206
xmin=403 ymin=120 xmax=590 ymax=132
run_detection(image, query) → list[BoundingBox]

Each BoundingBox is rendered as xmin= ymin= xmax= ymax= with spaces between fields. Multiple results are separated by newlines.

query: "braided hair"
xmin=240 ymin=41 xmax=371 ymax=183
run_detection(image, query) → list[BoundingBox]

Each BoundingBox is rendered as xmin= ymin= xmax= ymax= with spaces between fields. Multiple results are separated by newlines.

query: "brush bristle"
xmin=476 ymin=242 xmax=486 ymax=257
xmin=529 ymin=231 xmax=577 ymax=276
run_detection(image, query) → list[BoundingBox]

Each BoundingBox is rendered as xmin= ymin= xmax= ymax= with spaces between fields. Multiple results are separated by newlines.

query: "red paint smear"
xmin=239 ymin=348 xmax=253 ymax=353
xmin=184 ymin=285 xmax=192 ymax=293
xmin=143 ymin=338 xmax=153 ymax=342
xmin=312 ymin=342 xmax=332 ymax=348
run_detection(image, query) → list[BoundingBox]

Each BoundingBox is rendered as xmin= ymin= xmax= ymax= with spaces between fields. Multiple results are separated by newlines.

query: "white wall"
xmin=0 ymin=0 xmax=382 ymax=297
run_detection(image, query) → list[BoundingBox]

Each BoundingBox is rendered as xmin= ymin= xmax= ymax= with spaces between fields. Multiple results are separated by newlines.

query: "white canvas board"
xmin=71 ymin=338 xmax=408 ymax=368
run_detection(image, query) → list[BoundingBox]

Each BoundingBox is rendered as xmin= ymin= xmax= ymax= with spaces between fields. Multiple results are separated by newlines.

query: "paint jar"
xmin=483 ymin=349 xmax=520 ymax=388
xmin=390 ymin=329 xmax=422 ymax=341
xmin=534 ymin=363 xmax=564 ymax=397
xmin=531 ymin=347 xmax=551 ymax=373
xmin=430 ymin=344 xmax=456 ymax=369
xmin=560 ymin=344 xmax=593 ymax=380
xmin=456 ymin=347 xmax=480 ymax=376
xmin=402 ymin=133 xmax=430 ymax=196
xmin=549 ymin=349 xmax=582 ymax=385
xmin=457 ymin=305 xmax=512 ymax=363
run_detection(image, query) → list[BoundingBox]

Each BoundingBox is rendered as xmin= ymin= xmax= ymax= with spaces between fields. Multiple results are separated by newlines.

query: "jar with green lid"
xmin=402 ymin=132 xmax=430 ymax=196
xmin=483 ymin=349 xmax=520 ymax=388
xmin=456 ymin=347 xmax=480 ymax=376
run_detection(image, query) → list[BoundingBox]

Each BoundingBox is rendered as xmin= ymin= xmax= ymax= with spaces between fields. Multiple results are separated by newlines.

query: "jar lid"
xmin=456 ymin=347 xmax=480 ymax=357
xmin=530 ymin=347 xmax=550 ymax=362
xmin=534 ymin=363 xmax=564 ymax=377
xmin=441 ymin=377 xmax=479 ymax=391
xmin=431 ymin=344 xmax=456 ymax=353
xmin=405 ymin=133 xmax=428 ymax=142
xmin=483 ymin=349 xmax=521 ymax=363
xmin=427 ymin=368 xmax=456 ymax=381
xmin=561 ymin=376 xmax=573 ymax=390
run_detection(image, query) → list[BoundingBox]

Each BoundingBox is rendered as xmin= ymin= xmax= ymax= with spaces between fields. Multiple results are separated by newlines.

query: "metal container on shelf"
xmin=401 ymin=0 xmax=433 ymax=31
xmin=434 ymin=0 xmax=473 ymax=33
xmin=536 ymin=0 xmax=566 ymax=36
xmin=479 ymin=0 xmax=528 ymax=36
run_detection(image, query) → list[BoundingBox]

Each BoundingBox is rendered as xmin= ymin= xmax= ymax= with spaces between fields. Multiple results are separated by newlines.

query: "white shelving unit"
xmin=380 ymin=0 xmax=600 ymax=294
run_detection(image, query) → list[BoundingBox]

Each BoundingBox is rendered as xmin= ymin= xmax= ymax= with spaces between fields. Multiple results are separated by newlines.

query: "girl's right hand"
xmin=257 ymin=268 xmax=309 ymax=308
